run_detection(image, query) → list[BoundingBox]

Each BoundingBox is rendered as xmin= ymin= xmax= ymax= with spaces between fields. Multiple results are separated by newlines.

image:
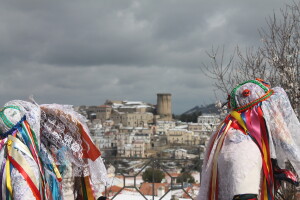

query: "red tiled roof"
xmin=182 ymin=184 xmax=200 ymax=198
xmin=139 ymin=182 xmax=169 ymax=196
xmin=99 ymin=105 xmax=111 ymax=108
xmin=102 ymin=185 xmax=133 ymax=196
xmin=182 ymin=187 xmax=192 ymax=198
xmin=115 ymin=175 xmax=123 ymax=179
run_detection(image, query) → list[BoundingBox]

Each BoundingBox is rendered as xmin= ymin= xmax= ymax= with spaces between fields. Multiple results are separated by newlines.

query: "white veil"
xmin=262 ymin=87 xmax=300 ymax=174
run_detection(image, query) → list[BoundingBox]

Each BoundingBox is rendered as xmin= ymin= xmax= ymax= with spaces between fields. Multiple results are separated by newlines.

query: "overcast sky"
xmin=0 ymin=0 xmax=291 ymax=114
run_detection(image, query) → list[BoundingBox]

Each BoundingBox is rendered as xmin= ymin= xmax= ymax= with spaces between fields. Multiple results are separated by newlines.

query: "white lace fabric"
xmin=2 ymin=100 xmax=41 ymax=147
xmin=262 ymin=87 xmax=300 ymax=173
xmin=197 ymin=86 xmax=300 ymax=200
xmin=0 ymin=100 xmax=41 ymax=199
xmin=40 ymin=104 xmax=107 ymax=184
xmin=40 ymin=109 xmax=85 ymax=170
xmin=0 ymin=100 xmax=107 ymax=199
xmin=197 ymin=128 xmax=262 ymax=200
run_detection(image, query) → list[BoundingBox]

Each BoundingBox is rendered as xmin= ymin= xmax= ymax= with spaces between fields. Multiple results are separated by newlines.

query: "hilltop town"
xmin=73 ymin=93 xmax=227 ymax=199
xmin=75 ymin=93 xmax=223 ymax=159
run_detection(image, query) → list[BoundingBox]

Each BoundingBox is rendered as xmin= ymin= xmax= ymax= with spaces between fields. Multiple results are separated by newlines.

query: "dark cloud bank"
xmin=0 ymin=0 xmax=289 ymax=113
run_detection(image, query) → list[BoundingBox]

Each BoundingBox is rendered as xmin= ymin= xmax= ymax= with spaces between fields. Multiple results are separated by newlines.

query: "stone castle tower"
xmin=157 ymin=93 xmax=172 ymax=121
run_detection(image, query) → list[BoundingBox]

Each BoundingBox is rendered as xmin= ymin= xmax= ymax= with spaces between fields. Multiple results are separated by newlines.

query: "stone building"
xmin=197 ymin=114 xmax=220 ymax=135
xmin=97 ymin=105 xmax=112 ymax=122
xmin=156 ymin=93 xmax=172 ymax=121
xmin=166 ymin=128 xmax=194 ymax=145
xmin=174 ymin=149 xmax=188 ymax=159
xmin=187 ymin=123 xmax=203 ymax=135
xmin=155 ymin=121 xmax=176 ymax=135
xmin=115 ymin=128 xmax=152 ymax=157
xmin=111 ymin=111 xmax=154 ymax=127
xmin=117 ymin=141 xmax=145 ymax=157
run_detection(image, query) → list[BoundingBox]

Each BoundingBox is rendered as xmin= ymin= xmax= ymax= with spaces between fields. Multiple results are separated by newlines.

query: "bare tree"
xmin=202 ymin=46 xmax=235 ymax=97
xmin=202 ymin=46 xmax=270 ymax=99
xmin=260 ymin=2 xmax=300 ymax=116
xmin=204 ymin=2 xmax=300 ymax=117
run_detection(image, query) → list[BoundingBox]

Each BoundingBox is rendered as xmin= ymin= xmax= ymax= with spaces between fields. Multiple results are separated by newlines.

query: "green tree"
xmin=178 ymin=111 xmax=202 ymax=122
xmin=177 ymin=172 xmax=195 ymax=184
xmin=142 ymin=168 xmax=165 ymax=183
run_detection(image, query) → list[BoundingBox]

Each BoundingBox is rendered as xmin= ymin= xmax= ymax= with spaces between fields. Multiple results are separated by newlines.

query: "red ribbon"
xmin=8 ymin=155 xmax=41 ymax=200
xmin=244 ymin=106 xmax=274 ymax=199
xmin=79 ymin=124 xmax=101 ymax=161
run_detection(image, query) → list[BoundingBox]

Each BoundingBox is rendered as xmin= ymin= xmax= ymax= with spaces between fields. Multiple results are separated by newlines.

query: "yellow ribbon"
xmin=11 ymin=137 xmax=33 ymax=160
xmin=6 ymin=140 xmax=13 ymax=197
xmin=210 ymin=120 xmax=232 ymax=200
xmin=7 ymin=136 xmax=39 ymax=188
xmin=52 ymin=162 xmax=62 ymax=181
xmin=230 ymin=111 xmax=248 ymax=133
xmin=84 ymin=176 xmax=94 ymax=200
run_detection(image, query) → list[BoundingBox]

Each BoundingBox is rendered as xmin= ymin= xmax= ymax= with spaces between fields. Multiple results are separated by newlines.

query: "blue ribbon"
xmin=0 ymin=116 xmax=26 ymax=139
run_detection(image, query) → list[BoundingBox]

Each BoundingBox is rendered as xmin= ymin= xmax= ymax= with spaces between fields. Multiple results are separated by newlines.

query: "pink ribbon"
xmin=246 ymin=106 xmax=263 ymax=150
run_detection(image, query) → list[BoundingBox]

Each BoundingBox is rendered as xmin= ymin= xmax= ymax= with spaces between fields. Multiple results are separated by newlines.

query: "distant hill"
xmin=182 ymin=104 xmax=219 ymax=115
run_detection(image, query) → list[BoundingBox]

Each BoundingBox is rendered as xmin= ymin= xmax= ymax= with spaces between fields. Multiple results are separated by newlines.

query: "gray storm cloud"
xmin=0 ymin=0 xmax=288 ymax=113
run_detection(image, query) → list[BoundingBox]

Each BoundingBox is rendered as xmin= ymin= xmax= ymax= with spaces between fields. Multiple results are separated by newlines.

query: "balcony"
xmin=102 ymin=156 xmax=202 ymax=200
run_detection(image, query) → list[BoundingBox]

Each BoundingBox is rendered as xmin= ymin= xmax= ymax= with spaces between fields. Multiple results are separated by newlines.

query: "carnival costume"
xmin=197 ymin=79 xmax=300 ymax=200
xmin=0 ymin=99 xmax=107 ymax=200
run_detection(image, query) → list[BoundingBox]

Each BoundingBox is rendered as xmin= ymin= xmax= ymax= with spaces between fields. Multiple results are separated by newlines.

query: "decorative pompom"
xmin=242 ymin=89 xmax=251 ymax=97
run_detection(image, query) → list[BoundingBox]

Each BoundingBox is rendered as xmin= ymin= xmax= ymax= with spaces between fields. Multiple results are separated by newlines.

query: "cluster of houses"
xmin=73 ymin=95 xmax=225 ymax=199
xmin=75 ymin=99 xmax=221 ymax=159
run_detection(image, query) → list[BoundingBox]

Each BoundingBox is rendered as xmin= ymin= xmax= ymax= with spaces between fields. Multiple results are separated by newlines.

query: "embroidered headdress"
xmin=229 ymin=79 xmax=273 ymax=112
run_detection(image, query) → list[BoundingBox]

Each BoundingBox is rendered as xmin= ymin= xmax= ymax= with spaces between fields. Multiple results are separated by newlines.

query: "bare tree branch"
xmin=203 ymin=2 xmax=300 ymax=117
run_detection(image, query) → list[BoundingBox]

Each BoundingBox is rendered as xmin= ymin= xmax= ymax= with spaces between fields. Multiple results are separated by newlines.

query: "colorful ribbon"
xmin=208 ymin=104 xmax=274 ymax=200
xmin=234 ymin=105 xmax=274 ymax=199
xmin=6 ymin=136 xmax=41 ymax=200
xmin=209 ymin=120 xmax=232 ymax=200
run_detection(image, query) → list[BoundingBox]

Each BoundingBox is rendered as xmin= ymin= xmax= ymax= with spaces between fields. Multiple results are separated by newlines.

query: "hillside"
xmin=182 ymin=104 xmax=218 ymax=115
